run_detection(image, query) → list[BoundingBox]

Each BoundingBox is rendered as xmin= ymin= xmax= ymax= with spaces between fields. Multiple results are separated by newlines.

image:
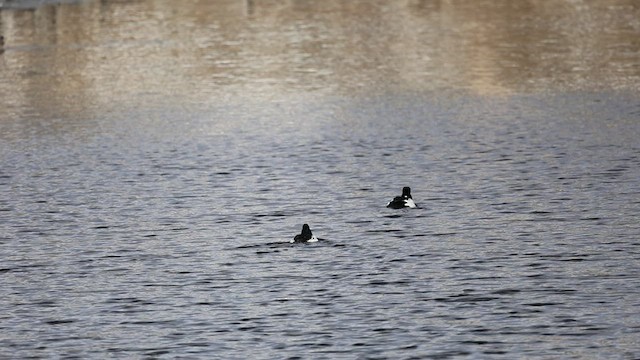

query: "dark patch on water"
xmin=45 ymin=319 xmax=75 ymax=325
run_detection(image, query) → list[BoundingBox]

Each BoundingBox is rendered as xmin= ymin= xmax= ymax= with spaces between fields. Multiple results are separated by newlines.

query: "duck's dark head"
xmin=301 ymin=224 xmax=312 ymax=238
xmin=402 ymin=187 xmax=412 ymax=198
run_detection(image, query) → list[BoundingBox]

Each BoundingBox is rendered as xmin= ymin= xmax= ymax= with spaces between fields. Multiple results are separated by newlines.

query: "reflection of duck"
xmin=386 ymin=187 xmax=417 ymax=209
xmin=292 ymin=224 xmax=318 ymax=243
xmin=0 ymin=35 xmax=4 ymax=50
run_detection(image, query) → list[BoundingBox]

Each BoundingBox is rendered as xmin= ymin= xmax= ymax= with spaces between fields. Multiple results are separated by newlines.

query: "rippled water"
xmin=1 ymin=0 xmax=640 ymax=358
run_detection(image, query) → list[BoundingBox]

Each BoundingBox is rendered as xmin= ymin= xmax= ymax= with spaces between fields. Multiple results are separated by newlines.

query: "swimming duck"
xmin=292 ymin=224 xmax=318 ymax=243
xmin=386 ymin=187 xmax=417 ymax=209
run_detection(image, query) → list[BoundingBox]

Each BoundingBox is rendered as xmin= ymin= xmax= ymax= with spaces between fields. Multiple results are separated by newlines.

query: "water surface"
xmin=1 ymin=0 xmax=639 ymax=358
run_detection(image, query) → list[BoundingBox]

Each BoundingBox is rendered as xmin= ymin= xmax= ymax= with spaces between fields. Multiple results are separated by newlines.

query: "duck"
xmin=386 ymin=186 xmax=417 ymax=209
xmin=291 ymin=224 xmax=318 ymax=243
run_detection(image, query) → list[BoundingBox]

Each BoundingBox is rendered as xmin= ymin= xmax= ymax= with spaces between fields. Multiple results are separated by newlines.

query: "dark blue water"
xmin=1 ymin=1 xmax=640 ymax=358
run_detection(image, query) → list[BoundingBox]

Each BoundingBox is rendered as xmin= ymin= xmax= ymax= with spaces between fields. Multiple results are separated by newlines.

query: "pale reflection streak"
xmin=0 ymin=0 xmax=639 ymax=119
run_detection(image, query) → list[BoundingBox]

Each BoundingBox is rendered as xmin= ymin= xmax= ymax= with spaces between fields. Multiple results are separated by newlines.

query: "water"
xmin=1 ymin=0 xmax=640 ymax=358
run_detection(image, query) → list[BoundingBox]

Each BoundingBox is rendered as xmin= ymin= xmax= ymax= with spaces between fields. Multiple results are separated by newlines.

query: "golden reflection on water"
xmin=0 ymin=0 xmax=639 ymax=117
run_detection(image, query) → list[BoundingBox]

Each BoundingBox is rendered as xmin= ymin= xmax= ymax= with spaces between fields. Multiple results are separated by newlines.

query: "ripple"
xmin=1 ymin=57 xmax=639 ymax=360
